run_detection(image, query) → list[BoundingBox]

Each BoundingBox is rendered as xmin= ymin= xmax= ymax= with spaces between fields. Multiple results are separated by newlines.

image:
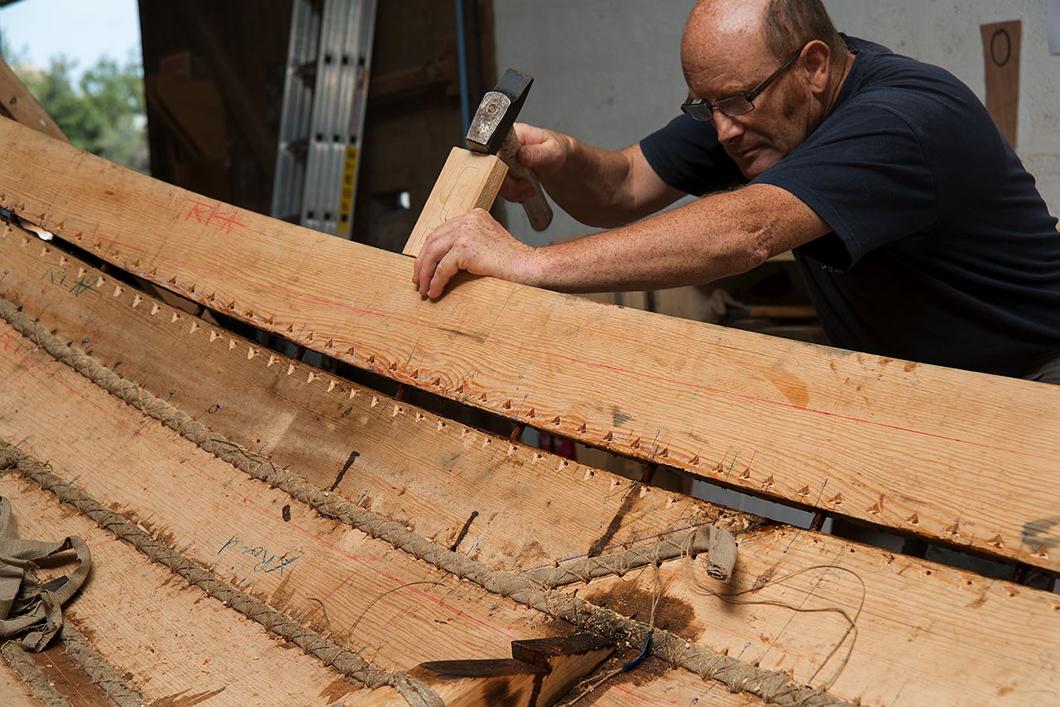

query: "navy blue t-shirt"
xmin=641 ymin=36 xmax=1060 ymax=377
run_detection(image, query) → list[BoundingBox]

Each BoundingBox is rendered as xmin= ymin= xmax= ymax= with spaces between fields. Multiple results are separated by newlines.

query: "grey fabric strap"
xmin=0 ymin=496 xmax=91 ymax=650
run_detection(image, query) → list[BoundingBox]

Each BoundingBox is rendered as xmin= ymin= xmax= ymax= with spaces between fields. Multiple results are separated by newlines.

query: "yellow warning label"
xmin=337 ymin=145 xmax=358 ymax=237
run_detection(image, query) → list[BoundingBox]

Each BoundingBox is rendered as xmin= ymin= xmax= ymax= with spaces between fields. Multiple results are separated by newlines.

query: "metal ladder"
xmin=271 ymin=0 xmax=377 ymax=238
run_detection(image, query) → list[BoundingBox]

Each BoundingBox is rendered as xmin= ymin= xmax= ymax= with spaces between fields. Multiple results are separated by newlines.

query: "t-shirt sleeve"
xmin=752 ymin=101 xmax=938 ymax=270
xmin=639 ymin=114 xmax=744 ymax=196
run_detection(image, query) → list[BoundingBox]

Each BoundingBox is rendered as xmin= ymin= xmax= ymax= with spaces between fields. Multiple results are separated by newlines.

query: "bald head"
xmin=681 ymin=0 xmax=771 ymax=86
xmin=682 ymin=0 xmax=844 ymax=88
xmin=677 ymin=0 xmax=851 ymax=179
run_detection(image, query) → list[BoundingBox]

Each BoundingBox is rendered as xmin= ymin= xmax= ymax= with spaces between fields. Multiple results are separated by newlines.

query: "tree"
xmin=1 ymin=40 xmax=148 ymax=173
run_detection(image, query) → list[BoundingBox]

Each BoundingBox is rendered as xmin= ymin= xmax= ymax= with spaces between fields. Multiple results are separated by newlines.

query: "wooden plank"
xmin=26 ymin=646 xmax=113 ymax=707
xmin=582 ymin=660 xmax=766 ymax=706
xmin=8 ymin=245 xmax=1060 ymax=703
xmin=580 ymin=525 xmax=1060 ymax=706
xmin=0 ymin=59 xmax=67 ymax=142
xmin=0 ymin=323 xmax=555 ymax=673
xmin=0 ymin=117 xmax=1057 ymax=572
xmin=981 ymin=20 xmax=1021 ymax=147
xmin=0 ymin=226 xmax=740 ymax=572
xmin=403 ymin=146 xmax=508 ymax=255
xmin=0 ymin=478 xmax=361 ymax=705
xmin=0 ymin=658 xmax=43 ymax=707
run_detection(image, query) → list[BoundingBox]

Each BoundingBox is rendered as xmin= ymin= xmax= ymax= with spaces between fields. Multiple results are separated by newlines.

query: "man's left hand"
xmin=413 ymin=208 xmax=537 ymax=299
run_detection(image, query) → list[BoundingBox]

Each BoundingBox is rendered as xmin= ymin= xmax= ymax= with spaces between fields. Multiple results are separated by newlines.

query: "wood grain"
xmin=0 ymin=117 xmax=1056 ymax=571
xmin=403 ymin=146 xmax=508 ymax=255
xmin=0 ymin=658 xmax=42 ymax=707
xmin=0 ymin=225 xmax=741 ymax=573
xmin=0 ymin=60 xmax=66 ymax=142
xmin=0 ymin=323 xmax=555 ymax=673
xmin=0 ymin=478 xmax=362 ymax=705
xmin=581 ymin=526 xmax=1060 ymax=706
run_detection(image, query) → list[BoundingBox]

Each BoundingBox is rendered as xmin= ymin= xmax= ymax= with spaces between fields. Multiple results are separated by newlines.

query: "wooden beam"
xmin=580 ymin=525 xmax=1060 ymax=705
xmin=0 ymin=117 xmax=1057 ymax=571
xmin=0 ymin=659 xmax=43 ymax=707
xmin=5 ymin=231 xmax=1060 ymax=706
xmin=403 ymin=146 xmax=507 ymax=255
xmin=179 ymin=3 xmax=276 ymax=174
xmin=0 ymin=59 xmax=66 ymax=142
xmin=0 ymin=226 xmax=741 ymax=573
xmin=0 ymin=477 xmax=362 ymax=704
xmin=0 ymin=323 xmax=555 ymax=673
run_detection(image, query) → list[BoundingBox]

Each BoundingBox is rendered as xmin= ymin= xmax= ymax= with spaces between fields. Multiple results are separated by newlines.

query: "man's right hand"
xmin=494 ymin=122 xmax=683 ymax=229
xmin=499 ymin=123 xmax=573 ymax=203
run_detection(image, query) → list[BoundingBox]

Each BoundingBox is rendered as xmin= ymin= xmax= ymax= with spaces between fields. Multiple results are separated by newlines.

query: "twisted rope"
xmin=0 ymin=296 xmax=851 ymax=706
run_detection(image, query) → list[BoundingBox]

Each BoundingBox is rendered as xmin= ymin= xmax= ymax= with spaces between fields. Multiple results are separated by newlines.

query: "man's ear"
xmin=800 ymin=40 xmax=833 ymax=94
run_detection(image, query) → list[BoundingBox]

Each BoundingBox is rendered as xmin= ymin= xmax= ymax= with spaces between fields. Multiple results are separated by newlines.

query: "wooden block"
xmin=981 ymin=21 xmax=1021 ymax=147
xmin=0 ymin=117 xmax=1057 ymax=572
xmin=407 ymin=660 xmax=546 ymax=706
xmin=0 ymin=477 xmax=361 ymax=704
xmin=403 ymin=146 xmax=508 ymax=256
xmin=510 ymin=634 xmax=614 ymax=706
xmin=358 ymin=634 xmax=612 ymax=706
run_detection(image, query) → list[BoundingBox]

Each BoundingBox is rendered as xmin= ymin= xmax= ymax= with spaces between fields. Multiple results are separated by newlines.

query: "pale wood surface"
xmin=0 ymin=226 xmax=740 ymax=573
xmin=0 ymin=478 xmax=362 ymax=705
xmin=0 ymin=659 xmax=42 ymax=707
xmin=581 ymin=526 xmax=1060 ymax=706
xmin=0 ymin=322 xmax=555 ymax=673
xmin=7 ymin=231 xmax=1053 ymax=706
xmin=0 ymin=60 xmax=66 ymax=142
xmin=585 ymin=660 xmax=766 ymax=706
xmin=403 ymin=146 xmax=508 ymax=255
xmin=0 ymin=117 xmax=1057 ymax=573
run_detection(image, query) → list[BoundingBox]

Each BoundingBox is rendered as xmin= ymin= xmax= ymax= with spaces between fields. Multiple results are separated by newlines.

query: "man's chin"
xmin=735 ymin=152 xmax=780 ymax=180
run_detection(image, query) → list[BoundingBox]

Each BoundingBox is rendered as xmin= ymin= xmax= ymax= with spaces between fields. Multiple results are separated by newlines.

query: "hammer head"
xmin=466 ymin=68 xmax=533 ymax=154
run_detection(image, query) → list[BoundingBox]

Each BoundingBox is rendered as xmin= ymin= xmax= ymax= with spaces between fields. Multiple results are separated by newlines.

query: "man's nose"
xmin=712 ymin=111 xmax=744 ymax=142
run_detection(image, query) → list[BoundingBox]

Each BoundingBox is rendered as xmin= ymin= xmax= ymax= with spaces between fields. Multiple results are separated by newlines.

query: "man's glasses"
xmin=681 ymin=47 xmax=803 ymax=121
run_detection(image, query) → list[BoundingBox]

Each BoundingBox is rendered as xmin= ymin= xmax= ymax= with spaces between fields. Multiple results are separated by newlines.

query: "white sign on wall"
xmin=1049 ymin=0 xmax=1060 ymax=55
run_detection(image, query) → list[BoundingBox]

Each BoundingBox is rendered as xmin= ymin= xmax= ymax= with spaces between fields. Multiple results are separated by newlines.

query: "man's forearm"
xmin=538 ymin=137 xmax=640 ymax=228
xmin=525 ymin=184 xmax=827 ymax=293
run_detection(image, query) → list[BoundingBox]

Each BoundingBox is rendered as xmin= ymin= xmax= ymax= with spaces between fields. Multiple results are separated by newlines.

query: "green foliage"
xmin=3 ymin=42 xmax=148 ymax=173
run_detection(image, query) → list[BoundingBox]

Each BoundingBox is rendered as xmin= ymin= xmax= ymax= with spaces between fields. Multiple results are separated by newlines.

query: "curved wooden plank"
xmin=0 ymin=322 xmax=554 ymax=673
xmin=0 ymin=116 xmax=1056 ymax=572
xmin=0 ymin=478 xmax=362 ymax=705
xmin=0 ymin=225 xmax=741 ymax=573
xmin=581 ymin=526 xmax=1060 ymax=706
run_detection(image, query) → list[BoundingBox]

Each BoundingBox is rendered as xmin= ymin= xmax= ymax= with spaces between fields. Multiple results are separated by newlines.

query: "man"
xmin=413 ymin=0 xmax=1060 ymax=382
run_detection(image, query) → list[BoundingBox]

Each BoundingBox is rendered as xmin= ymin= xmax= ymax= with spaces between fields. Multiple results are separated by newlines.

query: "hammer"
xmin=466 ymin=69 xmax=554 ymax=231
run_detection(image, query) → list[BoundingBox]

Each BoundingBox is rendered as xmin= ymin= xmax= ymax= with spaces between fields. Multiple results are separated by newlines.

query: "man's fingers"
xmin=427 ymin=250 xmax=463 ymax=300
xmin=499 ymin=174 xmax=535 ymax=203
xmin=414 ymin=219 xmax=463 ymax=293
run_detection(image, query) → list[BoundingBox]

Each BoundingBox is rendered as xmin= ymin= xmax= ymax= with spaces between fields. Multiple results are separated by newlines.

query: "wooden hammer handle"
xmin=498 ymin=131 xmax=554 ymax=231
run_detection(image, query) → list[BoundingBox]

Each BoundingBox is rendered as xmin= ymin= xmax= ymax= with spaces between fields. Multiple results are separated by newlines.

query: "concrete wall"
xmin=494 ymin=0 xmax=1060 ymax=246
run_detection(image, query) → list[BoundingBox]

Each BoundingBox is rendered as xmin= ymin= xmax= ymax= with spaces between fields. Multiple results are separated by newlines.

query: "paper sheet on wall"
xmin=1050 ymin=0 xmax=1060 ymax=55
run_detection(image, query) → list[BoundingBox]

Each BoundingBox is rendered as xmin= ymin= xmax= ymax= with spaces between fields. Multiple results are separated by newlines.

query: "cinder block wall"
xmin=494 ymin=0 xmax=1060 ymax=246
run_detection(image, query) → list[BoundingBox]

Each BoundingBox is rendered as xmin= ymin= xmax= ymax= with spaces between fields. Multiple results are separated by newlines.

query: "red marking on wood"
xmin=50 ymin=228 xmax=1057 ymax=465
xmin=184 ymin=199 xmax=247 ymax=235
xmin=0 ymin=335 xmax=520 ymax=644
